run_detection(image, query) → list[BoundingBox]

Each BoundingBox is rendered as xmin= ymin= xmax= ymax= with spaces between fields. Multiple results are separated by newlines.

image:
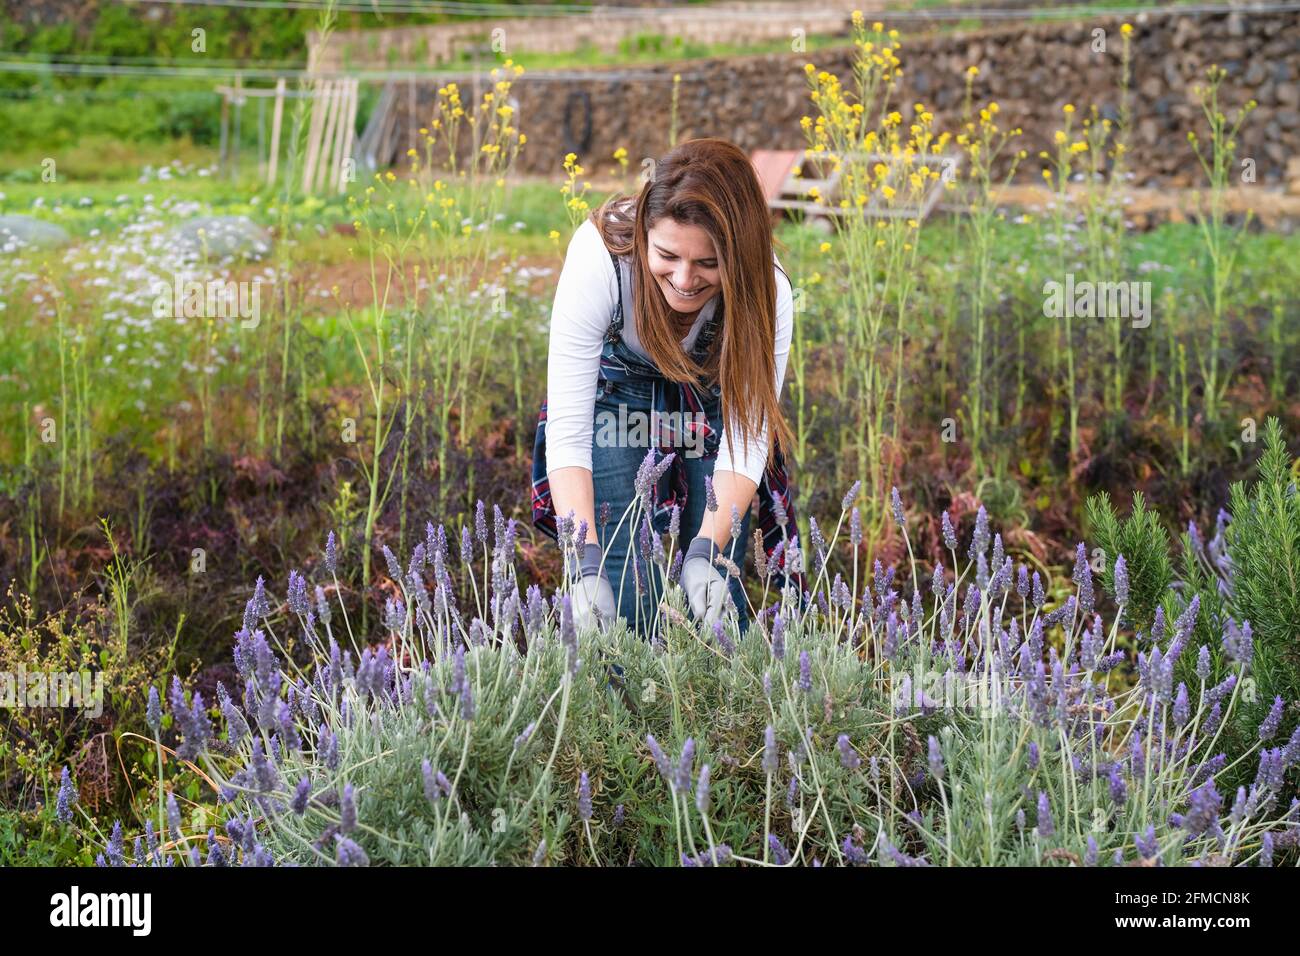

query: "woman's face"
xmin=646 ymin=218 xmax=721 ymax=314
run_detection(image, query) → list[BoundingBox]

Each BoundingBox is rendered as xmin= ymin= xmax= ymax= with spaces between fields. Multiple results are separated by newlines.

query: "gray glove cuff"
xmin=685 ymin=535 xmax=719 ymax=563
xmin=573 ymin=542 xmax=608 ymax=582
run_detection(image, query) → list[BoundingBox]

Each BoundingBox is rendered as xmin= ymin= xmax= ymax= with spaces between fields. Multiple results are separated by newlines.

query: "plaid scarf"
xmin=530 ymin=248 xmax=807 ymax=596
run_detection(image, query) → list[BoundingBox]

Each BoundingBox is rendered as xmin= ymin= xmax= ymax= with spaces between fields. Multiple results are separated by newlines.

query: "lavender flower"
xmin=927 ymin=735 xmax=944 ymax=782
xmin=1072 ymin=543 xmax=1094 ymax=615
xmin=838 ymin=734 xmax=861 ymax=770
xmin=1031 ymin=571 xmax=1045 ymax=609
xmin=711 ymin=620 xmax=734 ymax=657
xmin=771 ymin=612 xmax=785 ymax=660
xmin=1259 ymin=696 xmax=1285 ymax=742
xmin=340 ymin=783 xmax=357 ymax=834
xmin=578 ymin=772 xmax=592 ymax=822
xmin=1113 ymin=553 xmax=1129 ymax=607
xmin=770 ymin=489 xmax=787 ymax=527
xmin=324 ymin=531 xmax=338 ymax=575
xmin=1223 ymin=618 xmax=1253 ymax=666
xmin=1169 ymin=678 xmax=1193 ymax=727
xmin=287 ymin=569 xmax=309 ymax=615
xmin=841 ymin=480 xmax=861 ymax=511
xmin=968 ymin=506 xmax=989 ymax=561
xmin=768 ymin=835 xmax=791 ymax=865
xmin=798 ymin=650 xmax=811 ymax=693
xmin=56 ymin=767 xmax=78 ymax=823
xmin=451 ymin=527 xmax=472 ymax=573
xmin=1196 ymin=645 xmax=1212 ymax=682
xmin=843 ymin=834 xmax=870 ymax=866
xmin=145 ymin=685 xmax=162 ymax=734
xmin=292 ymin=776 xmax=311 ymax=815
xmin=1028 ymin=741 xmax=1039 ymax=770
xmin=695 ymin=765 xmax=711 ymax=815
xmin=513 ymin=722 xmax=536 ymax=751
xmin=941 ymin=511 xmax=957 ymax=551
xmin=335 ymin=835 xmax=369 ymax=867
xmin=675 ymin=738 xmax=695 ymax=794
xmin=763 ymin=726 xmax=778 ymax=775
xmin=1109 ymin=766 xmax=1128 ymax=807
xmin=106 ymin=820 xmax=125 ymax=867
xmin=1035 ymin=790 xmax=1054 ymax=838
xmin=1260 ymin=832 xmax=1274 ymax=867
xmin=703 ymin=475 xmax=718 ymax=513
xmin=681 ymin=844 xmax=731 ymax=867
xmin=646 ymin=734 xmax=673 ymax=785
xmin=1173 ymin=781 xmax=1223 ymax=843
xmin=1203 ymin=701 xmax=1223 ymax=737
xmin=890 ymin=486 xmax=906 ymax=528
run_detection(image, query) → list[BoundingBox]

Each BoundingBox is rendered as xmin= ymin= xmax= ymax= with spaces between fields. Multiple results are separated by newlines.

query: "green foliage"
xmin=1085 ymin=490 xmax=1173 ymax=631
xmin=1225 ymin=417 xmax=1300 ymax=704
xmin=0 ymin=807 xmax=94 ymax=866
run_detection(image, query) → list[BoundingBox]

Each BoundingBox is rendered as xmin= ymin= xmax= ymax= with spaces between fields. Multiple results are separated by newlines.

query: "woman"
xmin=531 ymin=137 xmax=804 ymax=640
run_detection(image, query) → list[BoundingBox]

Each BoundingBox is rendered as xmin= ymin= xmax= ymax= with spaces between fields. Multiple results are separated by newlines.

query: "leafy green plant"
xmin=1223 ymin=417 xmax=1300 ymax=706
xmin=1085 ymin=490 xmax=1173 ymax=632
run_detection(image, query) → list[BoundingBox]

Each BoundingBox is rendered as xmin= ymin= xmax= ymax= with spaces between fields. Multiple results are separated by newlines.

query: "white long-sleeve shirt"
xmin=545 ymin=217 xmax=794 ymax=485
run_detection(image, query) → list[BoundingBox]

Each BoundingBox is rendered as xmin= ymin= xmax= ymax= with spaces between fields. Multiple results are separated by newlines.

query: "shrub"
xmin=59 ymin=477 xmax=1300 ymax=866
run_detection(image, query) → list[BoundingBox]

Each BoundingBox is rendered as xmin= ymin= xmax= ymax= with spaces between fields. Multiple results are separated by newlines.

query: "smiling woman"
xmin=530 ymin=137 xmax=802 ymax=641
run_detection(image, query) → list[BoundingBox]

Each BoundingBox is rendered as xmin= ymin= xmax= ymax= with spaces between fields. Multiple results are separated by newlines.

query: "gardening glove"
xmin=681 ymin=535 xmax=729 ymax=627
xmin=568 ymin=543 xmax=617 ymax=631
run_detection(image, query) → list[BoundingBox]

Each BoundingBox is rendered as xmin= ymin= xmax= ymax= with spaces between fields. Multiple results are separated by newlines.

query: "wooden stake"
xmin=315 ymin=79 xmax=344 ymax=195
xmin=267 ymin=77 xmax=286 ymax=188
xmin=301 ymin=78 xmax=332 ymax=195
xmin=337 ymin=80 xmax=359 ymax=194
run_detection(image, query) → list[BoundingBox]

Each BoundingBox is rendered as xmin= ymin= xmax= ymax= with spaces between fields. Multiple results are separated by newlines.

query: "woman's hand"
xmin=680 ymin=535 xmax=729 ymax=626
xmin=569 ymin=543 xmax=617 ymax=630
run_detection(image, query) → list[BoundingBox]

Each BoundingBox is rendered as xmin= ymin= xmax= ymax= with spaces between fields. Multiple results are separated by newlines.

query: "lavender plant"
xmin=63 ymin=480 xmax=1300 ymax=867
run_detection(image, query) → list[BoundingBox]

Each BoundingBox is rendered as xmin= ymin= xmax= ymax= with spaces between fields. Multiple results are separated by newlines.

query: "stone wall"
xmin=383 ymin=9 xmax=1299 ymax=189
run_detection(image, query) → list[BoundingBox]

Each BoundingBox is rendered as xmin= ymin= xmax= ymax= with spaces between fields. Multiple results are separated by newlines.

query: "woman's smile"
xmin=648 ymin=218 xmax=721 ymax=313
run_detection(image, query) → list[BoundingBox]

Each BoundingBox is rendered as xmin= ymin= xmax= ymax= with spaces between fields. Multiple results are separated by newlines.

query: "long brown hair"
xmin=589 ymin=137 xmax=796 ymax=477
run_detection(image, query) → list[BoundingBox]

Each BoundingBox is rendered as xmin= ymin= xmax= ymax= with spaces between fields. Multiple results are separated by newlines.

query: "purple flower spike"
xmin=941 ymin=511 xmax=957 ymax=551
xmin=646 ymin=734 xmax=672 ymax=785
xmin=768 ymin=835 xmax=791 ymax=865
xmin=1036 ymin=790 xmax=1054 ymax=838
xmin=771 ymin=613 xmax=785 ymax=660
xmin=578 ymin=772 xmax=592 ymax=822
xmin=1113 ymin=554 xmax=1129 ymax=607
xmin=695 ymin=765 xmax=711 ymax=816
xmin=340 ymin=783 xmax=357 ymax=834
xmin=1259 ymin=696 xmax=1285 ymax=742
xmin=841 ymin=480 xmax=861 ymax=511
xmin=838 ymin=734 xmax=861 ymax=770
xmin=1071 ymin=543 xmax=1094 ymax=615
xmin=146 ymin=686 xmax=162 ymax=734
xmin=56 ymin=767 xmax=78 ymax=823
xmin=927 ymin=735 xmax=945 ymax=782
xmin=681 ymin=844 xmax=732 ymax=867
xmin=335 ymin=835 xmax=369 ymax=867
xmin=675 ymin=738 xmax=695 ymax=794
